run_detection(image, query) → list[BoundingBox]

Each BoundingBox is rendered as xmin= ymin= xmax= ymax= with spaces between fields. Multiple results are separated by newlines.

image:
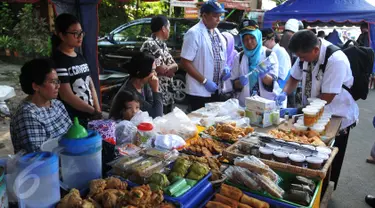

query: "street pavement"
xmin=0 ymin=61 xmax=374 ymax=207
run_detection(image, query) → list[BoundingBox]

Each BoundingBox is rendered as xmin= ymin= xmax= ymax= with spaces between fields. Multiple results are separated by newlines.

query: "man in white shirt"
xmin=180 ymin=0 xmax=228 ymax=111
xmin=262 ymin=28 xmax=291 ymax=90
xmin=275 ymin=30 xmax=359 ymax=190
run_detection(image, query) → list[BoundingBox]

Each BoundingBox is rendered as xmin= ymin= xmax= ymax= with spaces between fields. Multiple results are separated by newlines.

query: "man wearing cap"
xmin=262 ymin=28 xmax=291 ymax=91
xmin=280 ymin=18 xmax=300 ymax=62
xmin=180 ymin=0 xmax=229 ymax=111
xmin=141 ymin=15 xmax=178 ymax=113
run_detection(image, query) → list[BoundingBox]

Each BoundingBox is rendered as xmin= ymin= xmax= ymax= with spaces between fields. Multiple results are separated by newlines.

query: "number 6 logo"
xmin=13 ymin=161 xmax=44 ymax=200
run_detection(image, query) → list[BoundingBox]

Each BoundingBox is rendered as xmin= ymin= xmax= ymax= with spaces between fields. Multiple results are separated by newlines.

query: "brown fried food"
xmin=105 ymin=177 xmax=127 ymax=190
xmin=88 ymin=179 xmax=107 ymax=198
xmin=149 ymin=190 xmax=164 ymax=206
xmin=221 ymin=124 xmax=236 ymax=133
xmin=201 ymin=147 xmax=213 ymax=157
xmin=57 ymin=189 xmax=82 ymax=208
xmin=83 ymin=198 xmax=101 ymax=208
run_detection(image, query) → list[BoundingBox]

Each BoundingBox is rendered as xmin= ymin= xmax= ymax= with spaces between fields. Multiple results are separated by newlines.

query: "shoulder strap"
xmin=320 ymin=45 xmax=340 ymax=73
xmin=239 ymin=51 xmax=244 ymax=64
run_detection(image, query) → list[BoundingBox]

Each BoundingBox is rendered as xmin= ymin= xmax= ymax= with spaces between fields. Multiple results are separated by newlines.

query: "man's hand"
xmin=155 ymin=65 xmax=168 ymax=76
xmin=274 ymin=92 xmax=287 ymax=106
xmin=204 ymin=80 xmax=218 ymax=93
xmin=222 ymin=66 xmax=231 ymax=81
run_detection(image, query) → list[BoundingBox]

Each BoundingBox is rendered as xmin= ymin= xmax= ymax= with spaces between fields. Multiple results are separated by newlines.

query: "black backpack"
xmin=319 ymin=40 xmax=375 ymax=100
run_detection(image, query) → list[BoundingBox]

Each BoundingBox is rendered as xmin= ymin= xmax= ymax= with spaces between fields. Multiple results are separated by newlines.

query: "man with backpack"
xmin=274 ymin=30 xmax=359 ymax=190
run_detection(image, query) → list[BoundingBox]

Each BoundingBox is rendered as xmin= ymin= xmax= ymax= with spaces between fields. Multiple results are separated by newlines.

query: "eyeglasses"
xmin=45 ymin=79 xmax=61 ymax=86
xmin=65 ymin=30 xmax=85 ymax=38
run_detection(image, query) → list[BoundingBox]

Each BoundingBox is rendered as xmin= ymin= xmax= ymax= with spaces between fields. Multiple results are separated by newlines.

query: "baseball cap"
xmin=285 ymin=19 xmax=299 ymax=33
xmin=200 ymin=0 xmax=227 ymax=14
xmin=239 ymin=19 xmax=259 ymax=33
xmin=261 ymin=28 xmax=275 ymax=40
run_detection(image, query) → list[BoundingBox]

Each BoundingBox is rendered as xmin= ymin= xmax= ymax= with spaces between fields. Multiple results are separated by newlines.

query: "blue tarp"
xmin=264 ymin=0 xmax=375 ymax=72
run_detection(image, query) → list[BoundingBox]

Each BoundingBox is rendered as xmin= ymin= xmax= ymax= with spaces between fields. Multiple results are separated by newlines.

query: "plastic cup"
xmin=302 ymin=108 xmax=319 ymax=127
xmin=310 ymin=102 xmax=325 ymax=118
xmin=311 ymin=124 xmax=325 ymax=135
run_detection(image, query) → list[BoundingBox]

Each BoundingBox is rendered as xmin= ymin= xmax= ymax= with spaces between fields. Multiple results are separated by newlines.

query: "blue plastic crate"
xmin=110 ymin=171 xmax=214 ymax=208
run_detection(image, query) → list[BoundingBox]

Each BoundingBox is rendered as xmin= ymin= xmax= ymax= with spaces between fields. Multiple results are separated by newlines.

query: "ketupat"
xmin=149 ymin=173 xmax=170 ymax=188
xmin=171 ymin=158 xmax=191 ymax=176
xmin=186 ymin=163 xmax=209 ymax=181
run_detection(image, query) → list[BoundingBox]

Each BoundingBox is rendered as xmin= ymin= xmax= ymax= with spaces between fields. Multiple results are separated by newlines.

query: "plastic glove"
xmin=373 ymin=116 xmax=375 ymax=128
xmin=257 ymin=63 xmax=273 ymax=79
xmin=222 ymin=66 xmax=231 ymax=81
xmin=204 ymin=80 xmax=218 ymax=93
xmin=239 ymin=75 xmax=249 ymax=87
xmin=280 ymin=108 xmax=298 ymax=117
xmin=274 ymin=92 xmax=287 ymax=106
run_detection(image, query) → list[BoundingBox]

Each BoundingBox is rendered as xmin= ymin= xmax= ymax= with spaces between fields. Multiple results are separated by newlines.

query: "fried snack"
xmin=220 ymin=184 xmax=243 ymax=201
xmin=201 ymin=147 xmax=213 ymax=157
xmin=214 ymin=193 xmax=239 ymax=208
xmin=105 ymin=177 xmax=127 ymax=190
xmin=268 ymin=129 xmax=326 ymax=146
xmin=206 ymin=201 xmax=232 ymax=208
xmin=83 ymin=198 xmax=101 ymax=208
xmin=238 ymin=203 xmax=253 ymax=208
xmin=240 ymin=195 xmax=269 ymax=208
xmin=88 ymin=179 xmax=107 ymax=198
xmin=57 ymin=189 xmax=83 ymax=208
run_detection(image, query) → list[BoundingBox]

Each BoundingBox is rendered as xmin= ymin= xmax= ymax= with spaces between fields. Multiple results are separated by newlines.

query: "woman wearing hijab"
xmin=221 ymin=32 xmax=238 ymax=98
xmin=230 ymin=19 xmax=281 ymax=107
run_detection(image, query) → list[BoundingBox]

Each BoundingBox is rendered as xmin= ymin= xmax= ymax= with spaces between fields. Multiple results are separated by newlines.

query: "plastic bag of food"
xmin=257 ymin=174 xmax=285 ymax=198
xmin=143 ymin=148 xmax=179 ymax=161
xmin=154 ymin=134 xmax=186 ymax=150
xmin=234 ymin=156 xmax=269 ymax=174
xmin=115 ymin=120 xmax=137 ymax=145
xmin=153 ymin=107 xmax=197 ymax=139
xmin=117 ymin=143 xmax=142 ymax=156
xmin=200 ymin=116 xmax=232 ymax=127
xmin=224 ymin=166 xmax=261 ymax=191
xmin=130 ymin=111 xmax=153 ymax=126
xmin=218 ymin=99 xmax=243 ymax=118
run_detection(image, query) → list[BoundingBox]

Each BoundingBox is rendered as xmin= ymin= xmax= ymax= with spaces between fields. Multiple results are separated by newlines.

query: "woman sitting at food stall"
xmin=109 ymin=52 xmax=163 ymax=119
xmin=230 ymin=20 xmax=282 ymax=107
xmin=10 ymin=59 xmax=72 ymax=153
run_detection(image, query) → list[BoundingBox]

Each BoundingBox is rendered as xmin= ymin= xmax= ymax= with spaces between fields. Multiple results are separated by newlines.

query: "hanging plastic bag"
xmin=153 ymin=107 xmax=197 ymax=139
xmin=130 ymin=111 xmax=153 ymax=126
xmin=154 ymin=134 xmax=186 ymax=150
xmin=115 ymin=120 xmax=137 ymax=145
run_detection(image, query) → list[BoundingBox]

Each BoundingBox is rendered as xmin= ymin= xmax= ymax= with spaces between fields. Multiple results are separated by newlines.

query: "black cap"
xmin=200 ymin=0 xmax=227 ymax=14
xmin=261 ymin=28 xmax=275 ymax=40
xmin=239 ymin=19 xmax=259 ymax=33
xmin=151 ymin=15 xmax=169 ymax=33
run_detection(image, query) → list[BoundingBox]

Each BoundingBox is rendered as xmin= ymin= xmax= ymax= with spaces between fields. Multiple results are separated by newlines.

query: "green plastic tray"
xmin=226 ymin=170 xmax=321 ymax=208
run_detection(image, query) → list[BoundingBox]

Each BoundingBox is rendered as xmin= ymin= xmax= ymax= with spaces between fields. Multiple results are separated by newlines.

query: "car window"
xmin=138 ymin=23 xmax=152 ymax=41
xmin=113 ymin=24 xmax=143 ymax=42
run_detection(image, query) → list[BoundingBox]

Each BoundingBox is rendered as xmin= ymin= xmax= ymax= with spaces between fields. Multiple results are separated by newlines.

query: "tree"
xmin=272 ymin=0 xmax=287 ymax=6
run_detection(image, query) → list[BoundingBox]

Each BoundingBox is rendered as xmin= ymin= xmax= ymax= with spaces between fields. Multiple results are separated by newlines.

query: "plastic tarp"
xmin=264 ymin=0 xmax=375 ymax=72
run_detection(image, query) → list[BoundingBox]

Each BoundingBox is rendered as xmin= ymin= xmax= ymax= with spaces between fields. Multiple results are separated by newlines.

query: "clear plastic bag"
xmin=218 ymin=99 xmax=242 ymax=118
xmin=154 ymin=134 xmax=186 ymax=150
xmin=224 ymin=166 xmax=261 ymax=191
xmin=234 ymin=156 xmax=269 ymax=174
xmin=115 ymin=120 xmax=137 ymax=145
xmin=153 ymin=107 xmax=197 ymax=139
xmin=130 ymin=111 xmax=153 ymax=126
xmin=117 ymin=143 xmax=142 ymax=156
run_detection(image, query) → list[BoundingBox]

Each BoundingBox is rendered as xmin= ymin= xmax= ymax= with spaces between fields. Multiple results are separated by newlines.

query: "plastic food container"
xmin=306 ymin=156 xmax=324 ymax=169
xmin=302 ymin=108 xmax=318 ymax=127
xmin=311 ymin=124 xmax=325 ymax=135
xmin=136 ymin=122 xmax=154 ymax=145
xmin=266 ymin=143 xmax=281 ymax=150
xmin=301 ymin=144 xmax=316 ymax=151
xmin=273 ymin=150 xmax=289 ymax=163
xmin=281 ymin=145 xmax=296 ymax=154
xmin=316 ymin=146 xmax=332 ymax=156
xmin=293 ymin=123 xmax=308 ymax=131
xmin=310 ymin=103 xmax=325 ymax=118
xmin=316 ymin=152 xmax=329 ymax=162
xmin=307 ymin=97 xmax=319 ymax=104
xmin=259 ymin=147 xmax=273 ymax=160
xmin=289 ymin=153 xmax=306 ymax=167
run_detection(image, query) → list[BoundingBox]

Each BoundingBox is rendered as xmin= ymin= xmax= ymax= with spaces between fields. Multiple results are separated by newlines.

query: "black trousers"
xmin=187 ymin=92 xmax=221 ymax=111
xmin=163 ymin=103 xmax=174 ymax=114
xmin=322 ymin=127 xmax=351 ymax=193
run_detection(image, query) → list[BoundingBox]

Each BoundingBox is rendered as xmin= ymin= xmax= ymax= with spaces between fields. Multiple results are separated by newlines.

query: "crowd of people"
xmin=8 ymin=0 xmax=371 ymax=201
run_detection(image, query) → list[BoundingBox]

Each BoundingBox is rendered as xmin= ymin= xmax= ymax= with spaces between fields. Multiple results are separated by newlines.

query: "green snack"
xmin=189 ymin=163 xmax=209 ymax=176
xmin=170 ymin=175 xmax=183 ymax=184
xmin=173 ymin=185 xmax=192 ymax=197
xmin=185 ymin=178 xmax=197 ymax=187
xmin=186 ymin=172 xmax=202 ymax=181
xmin=149 ymin=173 xmax=170 ymax=187
xmin=168 ymin=172 xmax=183 ymax=182
xmin=172 ymin=158 xmax=191 ymax=176
xmin=165 ymin=178 xmax=187 ymax=196
xmin=149 ymin=183 xmax=161 ymax=191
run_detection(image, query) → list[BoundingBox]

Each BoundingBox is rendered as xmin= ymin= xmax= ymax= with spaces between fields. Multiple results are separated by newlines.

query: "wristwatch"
xmin=202 ymin=78 xmax=207 ymax=85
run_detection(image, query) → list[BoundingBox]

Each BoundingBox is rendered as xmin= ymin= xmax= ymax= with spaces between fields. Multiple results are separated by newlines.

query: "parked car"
xmin=98 ymin=18 xmax=240 ymax=104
